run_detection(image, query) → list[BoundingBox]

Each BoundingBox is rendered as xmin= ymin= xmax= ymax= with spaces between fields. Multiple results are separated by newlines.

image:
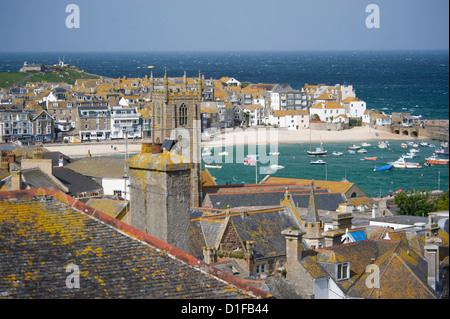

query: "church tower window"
xmin=179 ymin=104 xmax=187 ymax=126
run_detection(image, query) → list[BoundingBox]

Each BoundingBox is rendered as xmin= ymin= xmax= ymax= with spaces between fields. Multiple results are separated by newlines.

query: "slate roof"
xmin=304 ymin=239 xmax=440 ymax=299
xmin=65 ymin=157 xmax=126 ymax=179
xmin=0 ymin=188 xmax=270 ymax=299
xmin=0 ymin=168 xmax=68 ymax=193
xmin=230 ymin=209 xmax=301 ymax=259
xmin=204 ymin=190 xmax=345 ymax=211
xmin=52 ymin=167 xmax=102 ymax=196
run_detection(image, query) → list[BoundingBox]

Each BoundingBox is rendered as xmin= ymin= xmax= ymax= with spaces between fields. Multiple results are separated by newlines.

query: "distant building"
xmin=20 ymin=62 xmax=45 ymax=72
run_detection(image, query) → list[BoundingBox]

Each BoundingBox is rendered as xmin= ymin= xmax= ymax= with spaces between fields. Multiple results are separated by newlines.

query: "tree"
xmin=311 ymin=114 xmax=321 ymax=121
xmin=435 ymin=189 xmax=449 ymax=211
xmin=394 ymin=189 xmax=437 ymax=216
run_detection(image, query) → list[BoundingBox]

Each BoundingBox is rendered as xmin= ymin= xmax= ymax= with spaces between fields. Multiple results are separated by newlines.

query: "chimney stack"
xmin=11 ymin=170 xmax=21 ymax=191
xmin=128 ymin=146 xmax=191 ymax=253
xmin=424 ymin=216 xmax=442 ymax=291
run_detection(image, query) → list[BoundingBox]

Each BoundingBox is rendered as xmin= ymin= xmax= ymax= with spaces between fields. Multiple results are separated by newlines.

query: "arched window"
xmin=179 ymin=104 xmax=187 ymax=126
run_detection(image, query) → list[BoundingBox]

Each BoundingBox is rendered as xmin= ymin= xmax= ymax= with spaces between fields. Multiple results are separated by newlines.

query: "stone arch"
xmin=402 ymin=130 xmax=409 ymax=136
xmin=411 ymin=131 xmax=418 ymax=137
xmin=394 ymin=129 xmax=400 ymax=134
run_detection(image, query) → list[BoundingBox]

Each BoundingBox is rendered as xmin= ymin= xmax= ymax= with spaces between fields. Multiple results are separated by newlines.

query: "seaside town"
xmin=0 ymin=61 xmax=449 ymax=300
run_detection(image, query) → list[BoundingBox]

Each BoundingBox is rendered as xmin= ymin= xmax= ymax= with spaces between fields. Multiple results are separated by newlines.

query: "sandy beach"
xmin=44 ymin=126 xmax=407 ymax=158
xmin=202 ymin=126 xmax=406 ymax=147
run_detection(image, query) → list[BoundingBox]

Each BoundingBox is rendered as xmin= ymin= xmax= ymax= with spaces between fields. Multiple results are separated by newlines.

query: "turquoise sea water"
xmin=202 ymin=139 xmax=449 ymax=198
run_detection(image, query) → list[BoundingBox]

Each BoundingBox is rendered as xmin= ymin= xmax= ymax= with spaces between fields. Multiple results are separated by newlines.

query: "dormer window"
xmin=336 ymin=262 xmax=350 ymax=281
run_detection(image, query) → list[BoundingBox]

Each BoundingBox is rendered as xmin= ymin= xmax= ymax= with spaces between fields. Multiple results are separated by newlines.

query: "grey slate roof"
xmin=0 ymin=188 xmax=269 ymax=299
xmin=205 ymin=190 xmax=345 ymax=211
xmin=52 ymin=167 xmax=102 ymax=196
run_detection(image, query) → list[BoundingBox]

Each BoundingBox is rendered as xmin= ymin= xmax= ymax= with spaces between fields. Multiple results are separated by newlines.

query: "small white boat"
xmin=400 ymin=143 xmax=408 ymax=148
xmin=270 ymin=164 xmax=285 ymax=170
xmin=205 ymin=164 xmax=222 ymax=169
xmin=357 ymin=149 xmax=368 ymax=154
xmin=332 ymin=151 xmax=344 ymax=156
xmin=218 ymin=151 xmax=229 ymax=156
xmin=361 ymin=142 xmax=371 ymax=147
xmin=378 ymin=141 xmax=388 ymax=149
xmin=402 ymin=152 xmax=417 ymax=158
xmin=267 ymin=152 xmax=280 ymax=156
xmin=348 ymin=145 xmax=361 ymax=150
xmin=310 ymin=160 xmax=326 ymax=165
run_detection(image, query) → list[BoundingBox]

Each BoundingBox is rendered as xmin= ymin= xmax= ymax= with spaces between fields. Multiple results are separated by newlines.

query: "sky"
xmin=0 ymin=0 xmax=448 ymax=52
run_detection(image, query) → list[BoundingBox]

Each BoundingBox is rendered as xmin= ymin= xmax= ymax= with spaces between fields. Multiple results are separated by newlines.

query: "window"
xmin=337 ymin=262 xmax=350 ymax=280
xmin=179 ymin=104 xmax=188 ymax=126
xmin=256 ymin=264 xmax=266 ymax=274
xmin=113 ymin=190 xmax=122 ymax=197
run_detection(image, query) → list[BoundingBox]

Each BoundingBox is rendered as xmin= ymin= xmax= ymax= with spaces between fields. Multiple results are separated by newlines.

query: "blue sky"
xmin=0 ymin=0 xmax=448 ymax=52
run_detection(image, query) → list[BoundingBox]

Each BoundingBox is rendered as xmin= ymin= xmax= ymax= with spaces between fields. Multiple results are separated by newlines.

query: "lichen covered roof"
xmin=0 ymin=188 xmax=270 ymax=299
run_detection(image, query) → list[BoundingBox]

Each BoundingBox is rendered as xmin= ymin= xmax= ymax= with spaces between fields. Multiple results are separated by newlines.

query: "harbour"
xmin=204 ymin=139 xmax=449 ymax=198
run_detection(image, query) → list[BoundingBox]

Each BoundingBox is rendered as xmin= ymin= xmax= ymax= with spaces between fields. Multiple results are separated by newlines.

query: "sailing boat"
xmin=307 ymin=131 xmax=327 ymax=157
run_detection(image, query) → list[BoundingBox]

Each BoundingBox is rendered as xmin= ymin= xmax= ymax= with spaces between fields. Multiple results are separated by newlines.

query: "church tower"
xmin=148 ymin=70 xmax=202 ymax=207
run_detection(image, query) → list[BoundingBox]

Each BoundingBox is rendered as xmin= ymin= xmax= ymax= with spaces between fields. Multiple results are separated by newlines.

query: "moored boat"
xmin=270 ymin=164 xmax=285 ymax=169
xmin=374 ymin=164 xmax=394 ymax=172
xmin=364 ymin=157 xmax=377 ymax=160
xmin=357 ymin=148 xmax=368 ymax=154
xmin=435 ymin=148 xmax=449 ymax=156
xmin=307 ymin=143 xmax=327 ymax=157
xmin=310 ymin=159 xmax=326 ymax=165
xmin=425 ymin=154 xmax=449 ymax=165
xmin=389 ymin=157 xmax=422 ymax=168
xmin=205 ymin=164 xmax=222 ymax=169
xmin=348 ymin=145 xmax=361 ymax=150
xmin=332 ymin=151 xmax=343 ymax=156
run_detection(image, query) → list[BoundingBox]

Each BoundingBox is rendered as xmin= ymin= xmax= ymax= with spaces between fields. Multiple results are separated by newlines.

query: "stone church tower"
xmin=148 ymin=70 xmax=202 ymax=207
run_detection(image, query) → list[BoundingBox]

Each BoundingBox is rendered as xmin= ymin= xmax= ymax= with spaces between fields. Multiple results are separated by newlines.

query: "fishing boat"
xmin=364 ymin=157 xmax=377 ymax=160
xmin=374 ymin=164 xmax=394 ymax=172
xmin=435 ymin=148 xmax=449 ymax=156
xmin=400 ymin=143 xmax=408 ymax=148
xmin=441 ymin=142 xmax=449 ymax=148
xmin=307 ymin=142 xmax=327 ymax=157
xmin=205 ymin=164 xmax=222 ymax=169
xmin=270 ymin=164 xmax=285 ymax=170
xmin=348 ymin=150 xmax=357 ymax=155
xmin=310 ymin=159 xmax=326 ymax=165
xmin=348 ymin=145 xmax=361 ymax=150
xmin=419 ymin=141 xmax=429 ymax=147
xmin=357 ymin=149 xmax=368 ymax=154
xmin=361 ymin=142 xmax=371 ymax=147
xmin=332 ymin=151 xmax=344 ymax=156
xmin=425 ymin=154 xmax=449 ymax=165
xmin=389 ymin=157 xmax=422 ymax=168
xmin=411 ymin=143 xmax=419 ymax=148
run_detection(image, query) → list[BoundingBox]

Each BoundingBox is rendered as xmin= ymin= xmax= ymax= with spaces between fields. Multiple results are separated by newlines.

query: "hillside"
xmin=0 ymin=66 xmax=99 ymax=88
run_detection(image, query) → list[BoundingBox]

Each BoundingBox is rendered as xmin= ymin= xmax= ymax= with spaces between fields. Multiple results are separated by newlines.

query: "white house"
xmin=242 ymin=105 xmax=265 ymax=126
xmin=309 ymin=102 xmax=347 ymax=124
xmin=342 ymin=97 xmax=366 ymax=118
xmin=110 ymin=106 xmax=142 ymax=139
xmin=219 ymin=77 xmax=241 ymax=87
xmin=267 ymin=110 xmax=309 ymax=129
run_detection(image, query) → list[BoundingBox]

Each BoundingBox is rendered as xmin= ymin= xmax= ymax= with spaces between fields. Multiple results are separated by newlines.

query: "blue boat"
xmin=374 ymin=164 xmax=394 ymax=172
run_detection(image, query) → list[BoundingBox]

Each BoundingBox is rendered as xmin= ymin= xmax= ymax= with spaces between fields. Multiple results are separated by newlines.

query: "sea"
xmin=0 ymin=50 xmax=448 ymax=196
